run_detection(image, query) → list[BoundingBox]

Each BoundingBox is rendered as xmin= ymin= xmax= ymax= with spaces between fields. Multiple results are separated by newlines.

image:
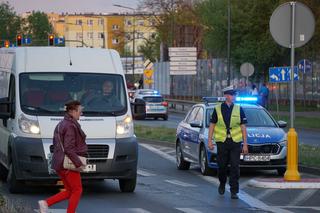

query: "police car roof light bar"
xmin=202 ymin=97 xmax=226 ymax=105
xmin=235 ymin=96 xmax=258 ymax=102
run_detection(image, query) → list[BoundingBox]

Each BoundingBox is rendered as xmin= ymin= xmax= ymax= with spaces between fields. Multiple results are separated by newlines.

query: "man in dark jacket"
xmin=39 ymin=100 xmax=88 ymax=213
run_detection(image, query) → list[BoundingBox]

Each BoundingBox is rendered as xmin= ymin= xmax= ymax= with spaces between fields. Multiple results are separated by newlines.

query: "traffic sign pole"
xmin=285 ymin=1 xmax=300 ymax=182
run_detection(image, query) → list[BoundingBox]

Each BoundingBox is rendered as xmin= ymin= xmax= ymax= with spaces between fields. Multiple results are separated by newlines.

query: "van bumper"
xmin=11 ymin=136 xmax=138 ymax=181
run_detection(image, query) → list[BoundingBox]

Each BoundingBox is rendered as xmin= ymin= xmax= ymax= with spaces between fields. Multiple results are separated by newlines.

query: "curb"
xmin=248 ymin=178 xmax=320 ymax=189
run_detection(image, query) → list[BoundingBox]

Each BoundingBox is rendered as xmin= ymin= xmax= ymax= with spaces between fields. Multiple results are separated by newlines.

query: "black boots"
xmin=218 ymin=184 xmax=225 ymax=195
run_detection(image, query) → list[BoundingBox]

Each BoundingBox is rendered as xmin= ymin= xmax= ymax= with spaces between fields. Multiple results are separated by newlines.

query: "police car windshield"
xmin=19 ymin=73 xmax=127 ymax=116
xmin=206 ymin=107 xmax=277 ymax=127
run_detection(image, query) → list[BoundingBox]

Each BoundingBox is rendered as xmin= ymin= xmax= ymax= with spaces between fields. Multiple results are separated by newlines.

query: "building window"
xmin=138 ymin=20 xmax=144 ymax=26
xmin=76 ymin=19 xmax=82 ymax=25
xmin=126 ymin=20 xmax=132 ymax=26
xmin=87 ymin=32 xmax=93 ymax=39
xmin=150 ymin=33 xmax=156 ymax=39
xmin=76 ymin=32 xmax=83 ymax=40
xmin=137 ymin=32 xmax=144 ymax=39
xmin=98 ymin=32 xmax=104 ymax=39
xmin=112 ymin=38 xmax=119 ymax=44
xmin=149 ymin=19 xmax=156 ymax=26
xmin=125 ymin=33 xmax=131 ymax=41
xmin=98 ymin=18 xmax=104 ymax=25
xmin=112 ymin=24 xmax=119 ymax=30
xmin=87 ymin=19 xmax=94 ymax=26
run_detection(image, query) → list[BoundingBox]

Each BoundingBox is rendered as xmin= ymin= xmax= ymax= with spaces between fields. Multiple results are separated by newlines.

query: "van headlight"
xmin=116 ymin=115 xmax=133 ymax=138
xmin=18 ymin=114 xmax=40 ymax=134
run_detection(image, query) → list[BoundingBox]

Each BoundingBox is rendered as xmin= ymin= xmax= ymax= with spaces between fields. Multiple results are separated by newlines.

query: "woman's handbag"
xmin=57 ymin=124 xmax=87 ymax=171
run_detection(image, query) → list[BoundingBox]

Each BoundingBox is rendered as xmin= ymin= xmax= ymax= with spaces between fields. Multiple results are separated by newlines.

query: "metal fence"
xmin=149 ymin=59 xmax=320 ymax=105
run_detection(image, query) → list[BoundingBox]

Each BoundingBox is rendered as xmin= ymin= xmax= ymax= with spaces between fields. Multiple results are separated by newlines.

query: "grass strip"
xmin=270 ymin=114 xmax=320 ymax=129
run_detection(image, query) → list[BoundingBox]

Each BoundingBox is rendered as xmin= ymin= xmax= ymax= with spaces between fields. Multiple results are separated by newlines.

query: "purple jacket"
xmin=51 ymin=114 xmax=88 ymax=171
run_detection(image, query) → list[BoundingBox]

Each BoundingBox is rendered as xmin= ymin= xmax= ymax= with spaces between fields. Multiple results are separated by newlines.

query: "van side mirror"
xmin=277 ymin=120 xmax=287 ymax=128
xmin=190 ymin=120 xmax=203 ymax=128
xmin=0 ymin=97 xmax=14 ymax=120
xmin=131 ymin=99 xmax=146 ymax=120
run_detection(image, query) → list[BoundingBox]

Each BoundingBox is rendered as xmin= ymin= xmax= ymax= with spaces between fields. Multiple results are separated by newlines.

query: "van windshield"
xmin=20 ymin=73 xmax=127 ymax=116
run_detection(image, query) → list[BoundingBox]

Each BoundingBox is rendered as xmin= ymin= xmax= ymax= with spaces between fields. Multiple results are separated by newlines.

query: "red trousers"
xmin=46 ymin=169 xmax=82 ymax=213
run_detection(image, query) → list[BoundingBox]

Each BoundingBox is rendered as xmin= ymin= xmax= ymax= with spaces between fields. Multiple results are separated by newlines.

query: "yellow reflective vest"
xmin=214 ymin=103 xmax=243 ymax=143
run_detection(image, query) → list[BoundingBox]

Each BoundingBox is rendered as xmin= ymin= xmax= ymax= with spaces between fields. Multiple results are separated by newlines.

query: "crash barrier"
xmin=165 ymin=98 xmax=198 ymax=113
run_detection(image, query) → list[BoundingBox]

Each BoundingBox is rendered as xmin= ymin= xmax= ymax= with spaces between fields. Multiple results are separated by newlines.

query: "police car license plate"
xmin=243 ymin=155 xmax=270 ymax=162
xmin=82 ymin=164 xmax=96 ymax=172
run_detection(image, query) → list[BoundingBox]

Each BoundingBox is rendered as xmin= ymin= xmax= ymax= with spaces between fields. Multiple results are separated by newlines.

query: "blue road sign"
xmin=23 ymin=38 xmax=31 ymax=45
xmin=269 ymin=66 xmax=299 ymax=83
xmin=54 ymin=37 xmax=65 ymax=45
xmin=297 ymin=59 xmax=312 ymax=74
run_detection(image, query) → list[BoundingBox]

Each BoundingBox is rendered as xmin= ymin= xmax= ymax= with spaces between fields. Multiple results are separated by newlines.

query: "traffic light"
xmin=48 ymin=34 xmax=54 ymax=46
xmin=4 ymin=40 xmax=10 ymax=48
xmin=16 ymin=34 xmax=22 ymax=46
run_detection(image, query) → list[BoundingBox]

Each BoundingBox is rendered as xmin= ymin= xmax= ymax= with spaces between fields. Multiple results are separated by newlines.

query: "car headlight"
xmin=18 ymin=114 xmax=40 ymax=134
xmin=116 ymin=115 xmax=133 ymax=138
xmin=279 ymin=140 xmax=287 ymax=147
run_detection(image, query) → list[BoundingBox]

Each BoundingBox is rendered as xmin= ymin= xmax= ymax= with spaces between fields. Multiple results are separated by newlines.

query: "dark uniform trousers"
xmin=216 ymin=138 xmax=241 ymax=194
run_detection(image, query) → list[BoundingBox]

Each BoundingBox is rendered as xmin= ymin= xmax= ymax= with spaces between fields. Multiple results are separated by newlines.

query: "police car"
xmin=133 ymin=89 xmax=168 ymax=120
xmin=175 ymin=96 xmax=287 ymax=176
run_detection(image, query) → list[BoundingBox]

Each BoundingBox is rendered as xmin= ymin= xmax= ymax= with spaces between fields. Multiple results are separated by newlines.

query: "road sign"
xmin=269 ymin=66 xmax=299 ymax=83
xmin=240 ymin=62 xmax=254 ymax=77
xmin=144 ymin=69 xmax=154 ymax=78
xmin=54 ymin=37 xmax=65 ymax=45
xmin=144 ymin=59 xmax=153 ymax=70
xmin=169 ymin=47 xmax=197 ymax=75
xmin=23 ymin=37 xmax=31 ymax=45
xmin=270 ymin=2 xmax=315 ymax=48
xmin=297 ymin=59 xmax=312 ymax=74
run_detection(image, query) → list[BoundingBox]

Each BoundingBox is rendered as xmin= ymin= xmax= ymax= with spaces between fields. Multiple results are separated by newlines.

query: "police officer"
xmin=208 ymin=86 xmax=248 ymax=199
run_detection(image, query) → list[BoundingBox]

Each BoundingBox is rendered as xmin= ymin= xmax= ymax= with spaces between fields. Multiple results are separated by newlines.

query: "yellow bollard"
xmin=284 ymin=128 xmax=301 ymax=181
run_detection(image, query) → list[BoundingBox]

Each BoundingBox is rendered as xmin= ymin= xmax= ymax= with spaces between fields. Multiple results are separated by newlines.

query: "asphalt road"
xmin=134 ymin=112 xmax=320 ymax=147
xmin=1 ymin=141 xmax=319 ymax=213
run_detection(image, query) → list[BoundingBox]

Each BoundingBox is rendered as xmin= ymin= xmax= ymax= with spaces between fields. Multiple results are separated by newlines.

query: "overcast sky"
xmin=6 ymin=0 xmax=141 ymax=14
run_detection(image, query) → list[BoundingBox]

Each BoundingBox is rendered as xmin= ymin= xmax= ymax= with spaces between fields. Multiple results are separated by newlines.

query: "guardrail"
xmin=165 ymin=98 xmax=198 ymax=112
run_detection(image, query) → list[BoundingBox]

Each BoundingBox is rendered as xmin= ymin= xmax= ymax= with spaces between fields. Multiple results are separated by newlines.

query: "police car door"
xmin=179 ymin=106 xmax=200 ymax=160
xmin=188 ymin=107 xmax=204 ymax=160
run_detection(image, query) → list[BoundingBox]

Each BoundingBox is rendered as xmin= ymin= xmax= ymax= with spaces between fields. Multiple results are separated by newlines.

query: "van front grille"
xmin=49 ymin=144 xmax=109 ymax=159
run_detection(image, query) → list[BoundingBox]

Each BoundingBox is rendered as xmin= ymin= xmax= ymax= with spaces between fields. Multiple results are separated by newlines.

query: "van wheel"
xmin=0 ymin=164 xmax=8 ymax=181
xmin=200 ymin=146 xmax=216 ymax=176
xmin=176 ymin=141 xmax=190 ymax=170
xmin=119 ymin=176 xmax=136 ymax=193
xmin=7 ymin=164 xmax=23 ymax=193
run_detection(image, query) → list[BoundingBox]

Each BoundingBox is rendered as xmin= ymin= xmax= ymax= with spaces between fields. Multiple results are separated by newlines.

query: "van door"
xmin=0 ymin=74 xmax=15 ymax=167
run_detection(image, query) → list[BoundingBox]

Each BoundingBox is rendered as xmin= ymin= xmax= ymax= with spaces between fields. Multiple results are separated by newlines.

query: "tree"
xmin=138 ymin=34 xmax=161 ymax=62
xmin=25 ymin=11 xmax=53 ymax=46
xmin=0 ymin=2 xmax=22 ymax=46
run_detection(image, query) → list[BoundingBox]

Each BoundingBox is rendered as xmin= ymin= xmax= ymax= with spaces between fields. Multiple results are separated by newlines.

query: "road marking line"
xmin=255 ymin=189 xmax=277 ymax=200
xmin=34 ymin=209 xmax=71 ymax=213
xmin=166 ymin=150 xmax=176 ymax=154
xmin=127 ymin=208 xmax=152 ymax=213
xmin=165 ymin=179 xmax=197 ymax=187
xmin=175 ymin=207 xmax=203 ymax=213
xmin=287 ymin=189 xmax=318 ymax=206
xmin=140 ymin=144 xmax=176 ymax=163
xmin=140 ymin=143 xmax=292 ymax=213
xmin=274 ymin=206 xmax=320 ymax=211
xmin=138 ymin=169 xmax=156 ymax=177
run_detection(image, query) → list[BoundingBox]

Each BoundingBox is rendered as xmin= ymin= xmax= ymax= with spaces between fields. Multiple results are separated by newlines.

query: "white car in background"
xmin=133 ymin=89 xmax=168 ymax=120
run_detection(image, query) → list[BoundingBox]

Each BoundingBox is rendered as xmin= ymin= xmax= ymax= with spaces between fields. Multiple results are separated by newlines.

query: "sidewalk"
xmin=249 ymin=177 xmax=320 ymax=189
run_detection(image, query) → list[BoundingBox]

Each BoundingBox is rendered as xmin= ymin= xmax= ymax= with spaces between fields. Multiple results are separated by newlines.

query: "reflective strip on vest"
xmin=214 ymin=104 xmax=243 ymax=143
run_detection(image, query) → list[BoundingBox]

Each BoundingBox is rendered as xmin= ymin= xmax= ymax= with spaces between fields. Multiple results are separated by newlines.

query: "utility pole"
xmin=227 ymin=0 xmax=231 ymax=86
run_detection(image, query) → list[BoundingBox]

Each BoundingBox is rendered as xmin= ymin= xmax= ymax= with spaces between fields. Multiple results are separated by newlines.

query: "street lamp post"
xmin=113 ymin=4 xmax=136 ymax=85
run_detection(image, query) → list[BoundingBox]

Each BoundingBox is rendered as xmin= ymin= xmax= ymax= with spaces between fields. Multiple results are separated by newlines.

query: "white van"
xmin=0 ymin=47 xmax=138 ymax=193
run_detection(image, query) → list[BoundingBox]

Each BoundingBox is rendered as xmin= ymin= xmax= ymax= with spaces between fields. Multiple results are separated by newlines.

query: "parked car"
xmin=133 ymin=89 xmax=168 ymax=120
xmin=175 ymin=96 xmax=287 ymax=176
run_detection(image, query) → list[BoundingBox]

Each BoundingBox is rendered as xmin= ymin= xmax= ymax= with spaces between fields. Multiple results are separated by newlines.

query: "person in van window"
xmin=38 ymin=100 xmax=87 ymax=213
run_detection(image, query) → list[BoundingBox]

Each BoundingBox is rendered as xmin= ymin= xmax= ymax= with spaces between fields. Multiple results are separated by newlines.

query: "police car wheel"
xmin=200 ymin=146 xmax=215 ymax=176
xmin=176 ymin=141 xmax=190 ymax=170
